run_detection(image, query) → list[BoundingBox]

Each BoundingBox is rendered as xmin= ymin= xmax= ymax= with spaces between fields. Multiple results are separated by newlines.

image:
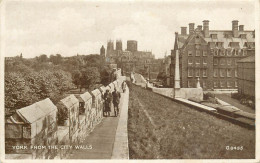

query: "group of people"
xmin=103 ymin=81 xmax=127 ymax=117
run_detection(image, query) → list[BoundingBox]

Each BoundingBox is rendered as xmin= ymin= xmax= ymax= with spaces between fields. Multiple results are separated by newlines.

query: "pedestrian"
xmin=104 ymin=89 xmax=112 ymax=117
xmin=122 ymin=81 xmax=127 ymax=93
xmin=112 ymin=88 xmax=121 ymax=117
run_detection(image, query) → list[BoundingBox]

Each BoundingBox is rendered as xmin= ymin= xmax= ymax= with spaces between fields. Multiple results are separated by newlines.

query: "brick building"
xmin=237 ymin=55 xmax=255 ymax=97
xmin=170 ymin=20 xmax=255 ymax=90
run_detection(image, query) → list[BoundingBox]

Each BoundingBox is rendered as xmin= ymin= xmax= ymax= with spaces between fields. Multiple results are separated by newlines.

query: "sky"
xmin=3 ymin=0 xmax=256 ymax=58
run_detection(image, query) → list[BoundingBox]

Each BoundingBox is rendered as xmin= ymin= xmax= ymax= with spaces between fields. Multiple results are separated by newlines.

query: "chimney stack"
xmin=203 ymin=20 xmax=210 ymax=37
xmin=197 ymin=25 xmax=202 ymax=31
xmin=239 ymin=25 xmax=244 ymax=31
xmin=232 ymin=20 xmax=239 ymax=37
xmin=181 ymin=27 xmax=187 ymax=35
xmin=189 ymin=23 xmax=195 ymax=34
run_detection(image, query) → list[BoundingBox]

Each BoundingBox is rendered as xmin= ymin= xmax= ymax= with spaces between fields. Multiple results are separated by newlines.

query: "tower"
xmin=116 ymin=40 xmax=123 ymax=51
xmin=100 ymin=45 xmax=105 ymax=57
xmin=127 ymin=40 xmax=138 ymax=52
xmin=107 ymin=40 xmax=114 ymax=53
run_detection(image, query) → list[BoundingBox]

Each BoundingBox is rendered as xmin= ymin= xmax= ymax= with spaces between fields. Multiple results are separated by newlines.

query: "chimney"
xmin=232 ymin=20 xmax=239 ymax=37
xmin=239 ymin=25 xmax=244 ymax=31
xmin=197 ymin=25 xmax=202 ymax=31
xmin=181 ymin=27 xmax=187 ymax=35
xmin=203 ymin=20 xmax=210 ymax=37
xmin=189 ymin=23 xmax=195 ymax=34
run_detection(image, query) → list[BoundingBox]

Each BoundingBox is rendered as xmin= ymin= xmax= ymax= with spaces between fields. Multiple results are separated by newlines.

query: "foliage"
xmin=4 ymin=53 xmax=110 ymax=116
xmin=157 ymin=71 xmax=166 ymax=80
xmin=231 ymin=93 xmax=255 ymax=109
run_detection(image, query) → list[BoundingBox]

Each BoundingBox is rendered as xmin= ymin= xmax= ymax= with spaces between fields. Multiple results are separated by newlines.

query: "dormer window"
xmin=240 ymin=34 xmax=247 ymax=39
xmin=217 ymin=42 xmax=223 ymax=48
xmin=224 ymin=34 xmax=232 ymax=38
xmin=211 ymin=34 xmax=218 ymax=39
xmin=208 ymin=42 xmax=216 ymax=48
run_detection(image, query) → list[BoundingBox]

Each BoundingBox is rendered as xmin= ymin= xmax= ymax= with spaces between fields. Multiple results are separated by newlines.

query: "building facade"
xmin=237 ymin=55 xmax=255 ymax=97
xmin=170 ymin=20 xmax=255 ymax=90
xmin=100 ymin=40 xmax=159 ymax=79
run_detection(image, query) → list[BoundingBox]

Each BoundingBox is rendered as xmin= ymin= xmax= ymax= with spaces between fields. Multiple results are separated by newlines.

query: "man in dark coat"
xmin=104 ymin=89 xmax=112 ymax=117
xmin=112 ymin=88 xmax=121 ymax=117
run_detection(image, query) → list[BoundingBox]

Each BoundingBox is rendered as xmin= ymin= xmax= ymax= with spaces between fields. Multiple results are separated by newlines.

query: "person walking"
xmin=104 ymin=89 xmax=112 ymax=117
xmin=112 ymin=88 xmax=121 ymax=117
xmin=122 ymin=81 xmax=127 ymax=93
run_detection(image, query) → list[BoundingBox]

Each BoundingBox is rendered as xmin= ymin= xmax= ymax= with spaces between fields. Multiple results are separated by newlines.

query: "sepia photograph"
xmin=0 ymin=0 xmax=258 ymax=161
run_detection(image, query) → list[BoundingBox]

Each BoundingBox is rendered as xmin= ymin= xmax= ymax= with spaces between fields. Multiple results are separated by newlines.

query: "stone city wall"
xmin=5 ymin=70 xmax=126 ymax=159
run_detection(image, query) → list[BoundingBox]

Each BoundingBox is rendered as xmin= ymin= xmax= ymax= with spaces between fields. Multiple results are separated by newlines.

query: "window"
xmin=188 ymin=51 xmax=192 ymax=56
xmin=203 ymin=58 xmax=207 ymax=64
xmin=227 ymin=58 xmax=232 ymax=65
xmin=220 ymin=58 xmax=226 ymax=65
xmin=227 ymin=49 xmax=232 ymax=56
xmin=234 ymin=49 xmax=239 ymax=56
xmin=188 ymin=68 xmax=193 ymax=77
xmin=196 ymin=58 xmax=200 ymax=65
xmin=213 ymin=59 xmax=218 ymax=65
xmin=195 ymin=69 xmax=200 ymax=77
xmin=195 ymin=45 xmax=200 ymax=49
xmin=196 ymin=50 xmax=200 ymax=56
xmin=214 ymin=49 xmax=218 ymax=56
xmin=243 ymin=49 xmax=247 ymax=56
xmin=202 ymin=69 xmax=207 ymax=77
xmin=235 ymin=69 xmax=238 ymax=77
xmin=188 ymin=58 xmax=193 ymax=64
xmin=235 ymin=81 xmax=238 ymax=87
xmin=220 ymin=81 xmax=225 ymax=88
xmin=211 ymin=34 xmax=218 ymax=39
xmin=214 ymin=81 xmax=218 ymax=87
xmin=227 ymin=69 xmax=231 ymax=77
xmin=240 ymin=34 xmax=247 ymax=39
xmin=220 ymin=49 xmax=225 ymax=56
xmin=203 ymin=81 xmax=207 ymax=88
xmin=217 ymin=42 xmax=223 ymax=48
xmin=220 ymin=69 xmax=225 ymax=77
xmin=188 ymin=81 xmax=192 ymax=88
xmin=227 ymin=81 xmax=232 ymax=87
xmin=203 ymin=51 xmax=207 ymax=56
xmin=214 ymin=69 xmax=218 ymax=77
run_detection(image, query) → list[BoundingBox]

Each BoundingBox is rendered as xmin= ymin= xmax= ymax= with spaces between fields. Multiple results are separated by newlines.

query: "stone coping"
xmin=111 ymin=86 xmax=129 ymax=159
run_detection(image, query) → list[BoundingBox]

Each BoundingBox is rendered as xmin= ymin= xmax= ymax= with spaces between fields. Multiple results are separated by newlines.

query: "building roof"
xmin=74 ymin=94 xmax=85 ymax=103
xmin=60 ymin=94 xmax=79 ymax=109
xmin=237 ymin=55 xmax=255 ymax=63
xmin=15 ymin=98 xmax=57 ymax=124
xmin=80 ymin=92 xmax=92 ymax=102
xmin=177 ymin=29 xmax=254 ymax=50
xmin=91 ymin=89 xmax=101 ymax=97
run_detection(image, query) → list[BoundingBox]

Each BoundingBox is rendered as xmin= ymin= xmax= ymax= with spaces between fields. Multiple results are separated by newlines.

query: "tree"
xmin=5 ymin=72 xmax=37 ymax=112
xmin=50 ymin=54 xmax=63 ymax=65
xmin=72 ymin=70 xmax=82 ymax=89
xmin=38 ymin=54 xmax=48 ymax=62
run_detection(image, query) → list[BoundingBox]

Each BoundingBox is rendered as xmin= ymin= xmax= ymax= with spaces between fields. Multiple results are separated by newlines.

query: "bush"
xmin=203 ymin=92 xmax=215 ymax=100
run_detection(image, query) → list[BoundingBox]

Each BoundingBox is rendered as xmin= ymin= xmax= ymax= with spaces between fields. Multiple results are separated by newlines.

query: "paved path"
xmin=69 ymin=92 xmax=125 ymax=159
xmin=215 ymin=94 xmax=255 ymax=114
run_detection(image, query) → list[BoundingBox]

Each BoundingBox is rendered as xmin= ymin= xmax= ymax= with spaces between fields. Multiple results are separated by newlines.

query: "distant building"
xmin=100 ymin=40 xmax=159 ymax=79
xmin=237 ymin=55 xmax=255 ymax=97
xmin=170 ymin=20 xmax=255 ymax=90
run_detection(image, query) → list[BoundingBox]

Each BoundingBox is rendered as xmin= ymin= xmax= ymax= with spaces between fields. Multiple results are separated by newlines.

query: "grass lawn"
xmin=127 ymin=83 xmax=255 ymax=159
